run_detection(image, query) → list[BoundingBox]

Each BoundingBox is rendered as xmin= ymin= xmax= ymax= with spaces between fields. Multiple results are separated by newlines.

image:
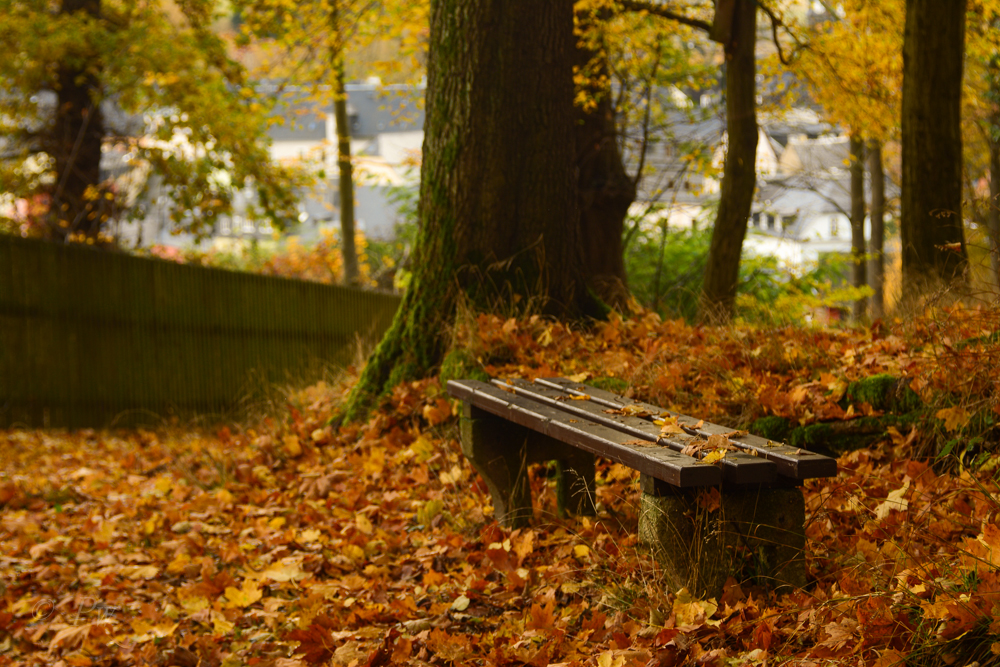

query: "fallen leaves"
xmin=4 ymin=305 xmax=1000 ymax=666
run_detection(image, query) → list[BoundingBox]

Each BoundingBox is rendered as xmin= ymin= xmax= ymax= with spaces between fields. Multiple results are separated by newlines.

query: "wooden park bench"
xmin=447 ymin=377 xmax=838 ymax=595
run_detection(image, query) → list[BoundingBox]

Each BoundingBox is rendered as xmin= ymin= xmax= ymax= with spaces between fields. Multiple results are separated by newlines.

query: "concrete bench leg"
xmin=461 ymin=404 xmax=596 ymax=528
xmin=638 ymin=475 xmax=806 ymax=597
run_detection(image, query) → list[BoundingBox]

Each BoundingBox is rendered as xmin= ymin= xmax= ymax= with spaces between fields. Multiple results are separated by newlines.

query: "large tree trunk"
xmin=849 ymin=134 xmax=867 ymax=321
xmin=900 ymin=0 xmax=968 ymax=292
xmin=987 ymin=50 xmax=1000 ymax=289
xmin=49 ymin=0 xmax=105 ymax=240
xmin=990 ymin=128 xmax=1000 ymax=289
xmin=573 ymin=12 xmax=636 ymax=311
xmin=345 ymin=0 xmax=594 ymax=420
xmin=699 ymin=0 xmax=758 ymax=322
xmin=868 ymin=140 xmax=886 ymax=319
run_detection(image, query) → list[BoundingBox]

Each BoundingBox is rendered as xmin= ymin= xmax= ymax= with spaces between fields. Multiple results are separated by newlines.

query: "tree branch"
xmin=758 ymin=1 xmax=790 ymax=65
xmin=617 ymin=0 xmax=712 ymax=34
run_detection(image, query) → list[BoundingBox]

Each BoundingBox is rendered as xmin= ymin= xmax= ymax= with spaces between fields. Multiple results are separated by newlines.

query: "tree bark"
xmin=849 ymin=134 xmax=867 ymax=321
xmin=345 ymin=0 xmax=594 ymax=420
xmin=49 ymin=0 xmax=105 ymax=240
xmin=900 ymin=0 xmax=968 ymax=293
xmin=868 ymin=140 xmax=886 ymax=319
xmin=699 ymin=0 xmax=758 ymax=322
xmin=573 ymin=18 xmax=636 ymax=311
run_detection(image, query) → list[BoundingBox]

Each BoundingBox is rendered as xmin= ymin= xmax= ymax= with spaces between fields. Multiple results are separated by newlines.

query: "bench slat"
xmin=448 ymin=380 xmax=721 ymax=487
xmin=493 ymin=378 xmax=777 ymax=486
xmin=535 ymin=377 xmax=838 ymax=480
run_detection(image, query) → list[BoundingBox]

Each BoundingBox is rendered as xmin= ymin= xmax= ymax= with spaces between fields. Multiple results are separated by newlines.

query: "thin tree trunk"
xmin=331 ymin=3 xmax=359 ymax=286
xmin=573 ymin=12 xmax=636 ymax=310
xmin=900 ymin=0 xmax=968 ymax=293
xmin=345 ymin=0 xmax=594 ymax=421
xmin=699 ymin=0 xmax=757 ymax=322
xmin=50 ymin=0 xmax=105 ymax=240
xmin=849 ymin=134 xmax=867 ymax=321
xmin=334 ymin=62 xmax=359 ymax=286
xmin=868 ymin=140 xmax=886 ymax=319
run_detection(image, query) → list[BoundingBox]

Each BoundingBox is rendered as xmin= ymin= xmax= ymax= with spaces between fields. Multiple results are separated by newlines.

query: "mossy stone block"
xmin=460 ymin=404 xmax=595 ymax=528
xmin=750 ymin=415 xmax=791 ymax=442
xmin=638 ymin=476 xmax=805 ymax=597
xmin=842 ymin=374 xmax=921 ymax=413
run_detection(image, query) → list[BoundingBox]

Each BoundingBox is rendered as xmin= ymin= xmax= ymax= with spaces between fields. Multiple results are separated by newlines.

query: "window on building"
xmin=782 ymin=214 xmax=797 ymax=230
xmin=766 ymin=213 xmax=775 ymax=230
xmin=751 ymin=212 xmax=760 ymax=227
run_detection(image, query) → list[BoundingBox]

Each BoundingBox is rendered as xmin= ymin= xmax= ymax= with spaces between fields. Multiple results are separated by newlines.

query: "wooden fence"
xmin=0 ymin=235 xmax=401 ymax=428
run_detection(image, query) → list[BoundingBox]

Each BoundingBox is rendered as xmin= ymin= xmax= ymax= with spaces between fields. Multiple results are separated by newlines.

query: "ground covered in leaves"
xmin=3 ymin=306 xmax=1000 ymax=666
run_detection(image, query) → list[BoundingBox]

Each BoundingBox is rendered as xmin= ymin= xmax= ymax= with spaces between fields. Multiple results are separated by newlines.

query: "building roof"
xmin=267 ymin=83 xmax=425 ymax=143
xmin=778 ymin=136 xmax=850 ymax=175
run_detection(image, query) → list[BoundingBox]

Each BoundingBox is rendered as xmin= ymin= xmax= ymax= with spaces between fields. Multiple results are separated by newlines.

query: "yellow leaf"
xmin=597 ymin=650 xmax=626 ymax=667
xmin=127 ymin=619 xmax=179 ymax=644
xmin=224 ymin=580 xmax=263 ymax=608
xmin=439 ymin=464 xmax=464 ymax=485
xmin=673 ymin=587 xmax=718 ymax=627
xmin=875 ymin=480 xmax=910 ymax=520
xmin=210 ymin=611 xmax=234 ymax=635
xmin=936 ymin=406 xmax=971 ymax=433
xmin=566 ymin=372 xmax=589 ymax=383
xmin=299 ymin=528 xmax=322 ymax=542
xmin=364 ymin=447 xmax=386 ymax=475
xmin=702 ymin=450 xmax=727 ymax=464
xmin=94 ymin=520 xmax=116 ymax=543
xmin=166 ymin=552 xmax=191 ymax=574
xmin=180 ymin=595 xmax=209 ymax=615
xmin=122 ymin=565 xmax=159 ymax=580
xmin=259 ymin=558 xmax=306 ymax=582
xmin=284 ymin=435 xmax=302 ymax=457
xmin=268 ymin=517 xmax=286 ymax=530
xmin=356 ymin=513 xmax=373 ymax=535
xmin=343 ymin=544 xmax=365 ymax=562
xmin=573 ymin=544 xmax=590 ymax=559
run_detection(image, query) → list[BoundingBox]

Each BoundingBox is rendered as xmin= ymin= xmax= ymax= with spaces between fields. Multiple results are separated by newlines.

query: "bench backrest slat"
xmin=535 ymin=377 xmax=838 ymax=480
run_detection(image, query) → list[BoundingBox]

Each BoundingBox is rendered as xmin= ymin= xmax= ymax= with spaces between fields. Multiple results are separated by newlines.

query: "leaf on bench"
xmin=603 ymin=404 xmax=657 ymax=418
xmin=654 ymin=416 xmax=686 ymax=435
xmin=702 ymin=450 xmax=727 ymax=464
xmin=682 ymin=434 xmax=741 ymax=458
xmin=620 ymin=439 xmax=658 ymax=447
xmin=555 ymin=393 xmax=592 ymax=401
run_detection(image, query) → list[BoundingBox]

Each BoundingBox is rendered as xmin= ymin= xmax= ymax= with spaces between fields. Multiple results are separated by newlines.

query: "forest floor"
xmin=3 ymin=304 xmax=1000 ymax=667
